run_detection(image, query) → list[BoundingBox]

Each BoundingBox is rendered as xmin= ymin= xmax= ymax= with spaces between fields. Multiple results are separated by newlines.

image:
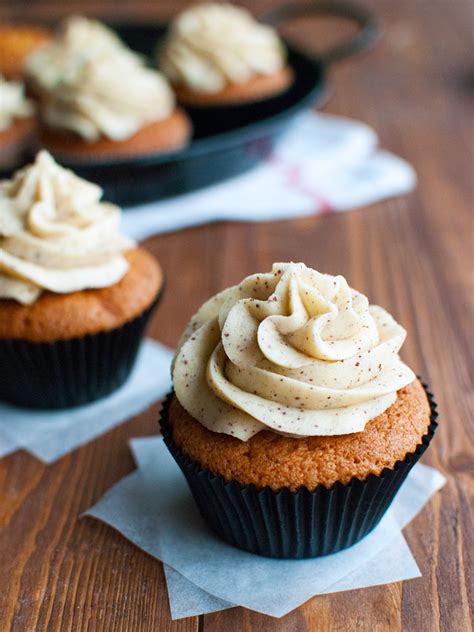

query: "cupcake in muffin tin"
xmin=25 ymin=17 xmax=192 ymax=162
xmin=0 ymin=151 xmax=163 ymax=408
xmin=159 ymin=3 xmax=293 ymax=107
xmin=161 ymin=262 xmax=437 ymax=558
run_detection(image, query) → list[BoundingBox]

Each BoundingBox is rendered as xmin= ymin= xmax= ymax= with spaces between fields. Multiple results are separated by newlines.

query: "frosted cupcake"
xmin=26 ymin=17 xmax=191 ymax=161
xmin=159 ymin=3 xmax=293 ymax=106
xmin=161 ymin=263 xmax=438 ymax=558
xmin=0 ymin=151 xmax=163 ymax=408
xmin=0 ymin=74 xmax=35 ymax=170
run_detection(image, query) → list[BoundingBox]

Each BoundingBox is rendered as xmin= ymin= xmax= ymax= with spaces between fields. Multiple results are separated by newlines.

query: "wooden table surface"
xmin=0 ymin=1 xmax=472 ymax=630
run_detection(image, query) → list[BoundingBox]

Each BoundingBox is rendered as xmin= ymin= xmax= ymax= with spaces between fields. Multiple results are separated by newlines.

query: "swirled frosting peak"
xmin=0 ymin=151 xmax=134 ymax=304
xmin=160 ymin=3 xmax=286 ymax=93
xmin=26 ymin=16 xmax=175 ymax=141
xmin=0 ymin=74 xmax=33 ymax=132
xmin=173 ymin=263 xmax=416 ymax=440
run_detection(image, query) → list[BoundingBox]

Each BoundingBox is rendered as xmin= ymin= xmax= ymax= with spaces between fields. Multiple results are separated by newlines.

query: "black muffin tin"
xmin=1 ymin=1 xmax=379 ymax=205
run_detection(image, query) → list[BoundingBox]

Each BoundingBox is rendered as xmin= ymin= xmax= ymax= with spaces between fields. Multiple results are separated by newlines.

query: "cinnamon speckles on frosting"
xmin=173 ymin=263 xmax=416 ymax=441
xmin=26 ymin=16 xmax=175 ymax=141
xmin=159 ymin=3 xmax=286 ymax=93
xmin=0 ymin=151 xmax=133 ymax=304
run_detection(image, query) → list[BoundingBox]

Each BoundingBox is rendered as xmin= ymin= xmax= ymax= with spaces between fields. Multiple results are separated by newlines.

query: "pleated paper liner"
xmin=159 ymin=384 xmax=438 ymax=559
xmin=0 ymin=290 xmax=163 ymax=410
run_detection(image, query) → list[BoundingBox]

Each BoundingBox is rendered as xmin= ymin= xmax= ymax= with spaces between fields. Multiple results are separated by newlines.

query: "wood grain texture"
xmin=0 ymin=1 xmax=473 ymax=631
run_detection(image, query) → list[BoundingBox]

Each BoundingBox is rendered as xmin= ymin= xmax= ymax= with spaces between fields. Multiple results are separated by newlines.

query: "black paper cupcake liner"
xmin=0 ymin=290 xmax=163 ymax=410
xmin=159 ymin=383 xmax=438 ymax=559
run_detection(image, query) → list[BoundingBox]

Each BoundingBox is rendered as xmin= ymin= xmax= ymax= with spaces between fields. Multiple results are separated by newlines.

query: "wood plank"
xmin=0 ymin=0 xmax=472 ymax=630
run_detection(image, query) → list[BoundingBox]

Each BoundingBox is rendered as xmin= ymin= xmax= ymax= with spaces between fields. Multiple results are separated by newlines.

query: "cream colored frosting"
xmin=0 ymin=74 xmax=33 ymax=132
xmin=160 ymin=3 xmax=286 ymax=93
xmin=173 ymin=263 xmax=416 ymax=440
xmin=0 ymin=151 xmax=134 ymax=304
xmin=26 ymin=16 xmax=175 ymax=141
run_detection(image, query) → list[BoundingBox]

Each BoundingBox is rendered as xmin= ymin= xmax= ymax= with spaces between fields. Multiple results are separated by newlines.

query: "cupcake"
xmin=0 ymin=74 xmax=35 ymax=170
xmin=25 ymin=17 xmax=191 ymax=162
xmin=0 ymin=150 xmax=164 ymax=409
xmin=0 ymin=24 xmax=50 ymax=80
xmin=161 ymin=263 xmax=437 ymax=558
xmin=159 ymin=3 xmax=293 ymax=106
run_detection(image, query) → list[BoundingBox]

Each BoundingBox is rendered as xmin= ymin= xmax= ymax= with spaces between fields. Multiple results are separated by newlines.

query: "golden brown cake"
xmin=173 ymin=67 xmax=293 ymax=107
xmin=0 ymin=24 xmax=50 ymax=79
xmin=0 ymin=248 xmax=163 ymax=342
xmin=39 ymin=110 xmax=191 ymax=161
xmin=159 ymin=3 xmax=293 ymax=107
xmin=168 ymin=379 xmax=431 ymax=491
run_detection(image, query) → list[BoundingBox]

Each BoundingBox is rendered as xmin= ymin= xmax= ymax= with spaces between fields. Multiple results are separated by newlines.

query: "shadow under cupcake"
xmin=160 ymin=262 xmax=437 ymax=558
xmin=0 ymin=150 xmax=163 ymax=409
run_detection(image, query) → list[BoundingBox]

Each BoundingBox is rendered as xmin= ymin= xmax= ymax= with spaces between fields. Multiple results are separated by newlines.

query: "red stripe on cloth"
xmin=278 ymin=162 xmax=335 ymax=214
xmin=245 ymin=140 xmax=335 ymax=214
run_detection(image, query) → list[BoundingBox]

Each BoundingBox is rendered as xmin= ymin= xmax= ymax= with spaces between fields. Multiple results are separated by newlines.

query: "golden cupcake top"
xmin=0 ymin=150 xmax=134 ymax=304
xmin=0 ymin=24 xmax=50 ymax=79
xmin=26 ymin=16 xmax=176 ymax=141
xmin=173 ymin=263 xmax=416 ymax=440
xmin=160 ymin=2 xmax=286 ymax=93
xmin=0 ymin=73 xmax=34 ymax=132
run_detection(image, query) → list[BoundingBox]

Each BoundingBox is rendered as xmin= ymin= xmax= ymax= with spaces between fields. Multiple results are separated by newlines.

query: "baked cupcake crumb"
xmin=40 ymin=109 xmax=191 ymax=161
xmin=0 ymin=248 xmax=163 ymax=342
xmin=168 ymin=379 xmax=431 ymax=491
xmin=0 ymin=24 xmax=50 ymax=79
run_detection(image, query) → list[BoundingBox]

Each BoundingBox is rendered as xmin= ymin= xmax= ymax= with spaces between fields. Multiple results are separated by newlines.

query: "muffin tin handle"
xmin=263 ymin=0 xmax=380 ymax=65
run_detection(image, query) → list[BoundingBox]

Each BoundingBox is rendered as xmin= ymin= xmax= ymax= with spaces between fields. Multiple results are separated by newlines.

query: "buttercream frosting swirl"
xmin=26 ymin=16 xmax=175 ymax=141
xmin=173 ymin=263 xmax=416 ymax=440
xmin=0 ymin=74 xmax=33 ymax=132
xmin=0 ymin=150 xmax=133 ymax=304
xmin=160 ymin=3 xmax=286 ymax=93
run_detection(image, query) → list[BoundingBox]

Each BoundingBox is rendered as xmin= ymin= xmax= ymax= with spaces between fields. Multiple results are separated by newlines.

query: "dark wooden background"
xmin=0 ymin=1 xmax=472 ymax=631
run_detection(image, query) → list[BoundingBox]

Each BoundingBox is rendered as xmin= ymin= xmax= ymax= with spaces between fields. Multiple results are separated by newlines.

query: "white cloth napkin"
xmin=122 ymin=112 xmax=416 ymax=240
xmin=85 ymin=436 xmax=446 ymax=619
xmin=0 ymin=340 xmax=173 ymax=462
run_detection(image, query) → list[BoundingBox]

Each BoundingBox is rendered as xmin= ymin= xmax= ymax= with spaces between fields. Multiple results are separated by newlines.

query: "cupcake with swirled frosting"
xmin=159 ymin=3 xmax=293 ymax=106
xmin=0 ymin=74 xmax=35 ymax=170
xmin=160 ymin=262 xmax=438 ymax=558
xmin=0 ymin=151 xmax=164 ymax=408
xmin=25 ymin=16 xmax=191 ymax=161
